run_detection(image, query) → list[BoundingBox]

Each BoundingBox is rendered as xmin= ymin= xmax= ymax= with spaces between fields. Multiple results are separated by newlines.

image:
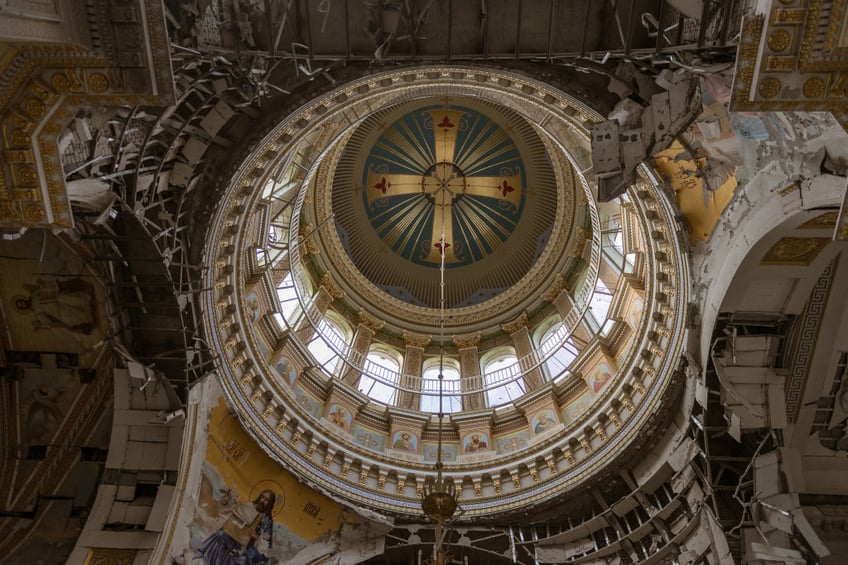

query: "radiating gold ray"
xmin=395 ymin=119 xmax=436 ymax=168
xmin=371 ymin=149 xmax=428 ymax=176
xmin=370 ymin=200 xmax=413 ymax=235
xmin=460 ymin=140 xmax=517 ymax=177
xmin=393 ymin=201 xmax=432 ymax=253
xmin=369 ymin=192 xmax=425 ymax=225
xmin=453 ymin=115 xmax=489 ymax=166
xmin=381 ymin=198 xmax=431 ymax=250
xmin=451 ymin=204 xmax=486 ymax=259
xmin=365 ymin=172 xmax=423 ymax=204
xmin=409 ymin=112 xmax=437 ymax=165
xmin=427 ymin=109 xmax=464 ymax=165
xmin=455 ymin=127 xmax=508 ymax=172
xmin=425 ymin=195 xmax=458 ymax=264
xmin=461 ymin=197 xmax=517 ymax=236
xmin=455 ymin=200 xmax=508 ymax=251
xmin=464 ymin=174 xmax=522 ymax=207
xmin=375 ymin=128 xmax=431 ymax=172
xmin=463 ymin=148 xmax=519 ymax=178
xmin=460 ymin=197 xmax=515 ymax=240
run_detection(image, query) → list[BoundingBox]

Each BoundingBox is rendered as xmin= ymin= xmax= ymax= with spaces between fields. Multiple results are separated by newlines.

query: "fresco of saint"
xmin=463 ymin=433 xmax=488 ymax=453
xmin=195 ymin=489 xmax=276 ymax=565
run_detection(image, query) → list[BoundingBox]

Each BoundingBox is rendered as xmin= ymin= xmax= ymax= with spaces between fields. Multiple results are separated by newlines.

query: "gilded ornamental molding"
xmin=730 ymin=4 xmax=848 ymax=129
xmin=0 ymin=0 xmax=174 ymax=229
xmin=203 ymin=67 xmax=690 ymax=519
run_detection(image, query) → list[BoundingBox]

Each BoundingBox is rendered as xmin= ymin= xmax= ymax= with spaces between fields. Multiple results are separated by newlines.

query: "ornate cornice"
xmin=541 ymin=272 xmax=567 ymax=303
xmin=729 ymin=8 xmax=848 ymax=131
xmin=320 ymin=272 xmax=345 ymax=300
xmin=452 ymin=331 xmax=482 ymax=349
xmin=310 ymin=71 xmax=585 ymax=334
xmin=0 ymin=0 xmax=174 ymax=229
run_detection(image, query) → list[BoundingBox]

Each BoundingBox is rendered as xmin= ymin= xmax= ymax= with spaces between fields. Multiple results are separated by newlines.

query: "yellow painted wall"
xmin=652 ymin=141 xmax=737 ymax=244
xmin=203 ymin=398 xmax=352 ymax=541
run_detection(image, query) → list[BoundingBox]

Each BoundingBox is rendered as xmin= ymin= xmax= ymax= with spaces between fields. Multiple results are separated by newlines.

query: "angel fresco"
xmin=392 ymin=431 xmax=417 ymax=452
xmin=532 ymin=410 xmax=557 ymax=434
xmin=586 ymin=363 xmax=613 ymax=394
xmin=327 ymin=405 xmax=351 ymax=431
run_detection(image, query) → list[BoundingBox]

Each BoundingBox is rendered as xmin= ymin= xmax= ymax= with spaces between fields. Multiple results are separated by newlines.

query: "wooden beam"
xmin=697 ymin=0 xmax=710 ymax=47
xmin=579 ymin=0 xmax=591 ymax=57
xmin=623 ymin=0 xmax=636 ymax=55
xmin=303 ymin=0 xmax=314 ymax=60
xmin=546 ymin=0 xmax=555 ymax=61
xmin=410 ymin=0 xmax=417 ymax=60
xmin=345 ymin=0 xmax=351 ymax=61
xmin=515 ymin=0 xmax=523 ymax=60
xmin=482 ymin=0 xmax=489 ymax=58
xmin=719 ymin=0 xmax=732 ymax=46
xmin=447 ymin=0 xmax=453 ymax=61
xmin=292 ymin=0 xmax=303 ymax=44
xmin=264 ymin=0 xmax=275 ymax=55
xmin=655 ymin=0 xmax=666 ymax=53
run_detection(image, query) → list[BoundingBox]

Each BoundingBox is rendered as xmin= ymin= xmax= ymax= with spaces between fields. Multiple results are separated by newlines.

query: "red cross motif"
xmin=365 ymin=108 xmax=522 ymax=265
xmin=374 ymin=177 xmax=390 ymax=194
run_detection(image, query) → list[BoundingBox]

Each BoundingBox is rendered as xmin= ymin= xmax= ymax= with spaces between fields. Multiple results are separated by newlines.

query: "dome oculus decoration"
xmin=362 ymin=105 xmax=526 ymax=267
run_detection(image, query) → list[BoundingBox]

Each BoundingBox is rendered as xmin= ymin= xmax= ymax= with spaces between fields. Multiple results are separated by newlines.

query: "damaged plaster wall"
xmin=590 ymin=61 xmax=704 ymax=201
xmin=682 ymin=100 xmax=848 ymax=562
xmin=532 ymin=357 xmax=733 ymax=564
xmin=692 ymin=111 xmax=848 ymax=371
xmin=66 ymin=365 xmax=184 ymax=564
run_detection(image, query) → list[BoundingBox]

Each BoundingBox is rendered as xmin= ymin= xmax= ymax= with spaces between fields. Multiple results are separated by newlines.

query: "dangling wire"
xmin=436 ymin=191 xmax=446 ymax=484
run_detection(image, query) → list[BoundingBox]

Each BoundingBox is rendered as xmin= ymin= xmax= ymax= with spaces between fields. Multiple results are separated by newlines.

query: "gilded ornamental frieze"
xmin=730 ymin=2 xmax=848 ymax=129
xmin=0 ymin=0 xmax=174 ymax=229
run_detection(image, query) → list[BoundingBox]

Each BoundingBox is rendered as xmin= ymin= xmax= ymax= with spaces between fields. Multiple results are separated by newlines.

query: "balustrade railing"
xmin=254 ymin=107 xmax=652 ymax=406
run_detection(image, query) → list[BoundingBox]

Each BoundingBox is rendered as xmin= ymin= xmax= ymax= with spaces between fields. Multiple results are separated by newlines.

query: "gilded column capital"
xmin=299 ymin=223 xmax=321 ymax=255
xmin=574 ymin=225 xmax=590 ymax=254
xmin=402 ymin=330 xmax=431 ymax=349
xmin=452 ymin=331 xmax=481 ymax=349
xmin=299 ymin=222 xmax=314 ymax=237
xmin=320 ymin=272 xmax=345 ymax=300
xmin=500 ymin=311 xmax=529 ymax=334
xmin=357 ymin=308 xmax=385 ymax=333
xmin=541 ymin=273 xmax=566 ymax=302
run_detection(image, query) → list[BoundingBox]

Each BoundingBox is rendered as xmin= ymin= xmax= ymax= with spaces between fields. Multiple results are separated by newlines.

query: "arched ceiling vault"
xmin=6 ymin=1 xmax=848 ymax=564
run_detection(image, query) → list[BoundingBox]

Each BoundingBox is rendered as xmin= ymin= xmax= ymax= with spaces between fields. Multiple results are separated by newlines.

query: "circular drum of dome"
xmin=204 ymin=66 xmax=690 ymax=520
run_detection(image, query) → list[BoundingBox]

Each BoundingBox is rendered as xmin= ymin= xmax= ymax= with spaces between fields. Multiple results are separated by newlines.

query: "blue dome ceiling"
xmin=330 ymin=96 xmax=565 ymax=311
xmin=362 ymin=104 xmax=526 ymax=268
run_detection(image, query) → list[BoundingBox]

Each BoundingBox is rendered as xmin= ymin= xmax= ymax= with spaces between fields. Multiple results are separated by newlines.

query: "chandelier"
xmin=420 ymin=207 xmax=461 ymax=564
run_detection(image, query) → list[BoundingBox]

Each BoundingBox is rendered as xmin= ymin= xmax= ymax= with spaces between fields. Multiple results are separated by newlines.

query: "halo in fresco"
xmin=249 ymin=479 xmax=286 ymax=518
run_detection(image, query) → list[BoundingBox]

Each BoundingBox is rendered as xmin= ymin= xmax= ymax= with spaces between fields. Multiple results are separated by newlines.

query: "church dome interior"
xmin=1 ymin=1 xmax=848 ymax=564
xmin=206 ymin=67 xmax=688 ymax=522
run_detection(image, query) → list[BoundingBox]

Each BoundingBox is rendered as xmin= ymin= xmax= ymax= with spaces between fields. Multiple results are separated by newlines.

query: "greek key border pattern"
xmin=785 ymin=255 xmax=839 ymax=422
